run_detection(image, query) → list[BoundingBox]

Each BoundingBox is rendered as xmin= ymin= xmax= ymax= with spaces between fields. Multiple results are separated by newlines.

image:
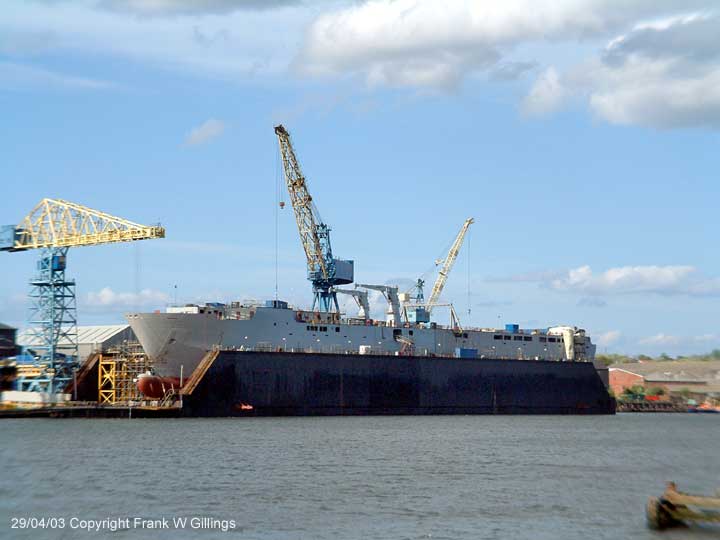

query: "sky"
xmin=1 ymin=0 xmax=719 ymax=356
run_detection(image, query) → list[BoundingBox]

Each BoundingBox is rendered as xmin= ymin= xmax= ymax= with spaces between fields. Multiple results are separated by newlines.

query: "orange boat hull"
xmin=137 ymin=374 xmax=182 ymax=399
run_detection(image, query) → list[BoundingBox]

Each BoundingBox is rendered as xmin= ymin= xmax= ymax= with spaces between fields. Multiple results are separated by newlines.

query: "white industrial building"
xmin=17 ymin=325 xmax=137 ymax=363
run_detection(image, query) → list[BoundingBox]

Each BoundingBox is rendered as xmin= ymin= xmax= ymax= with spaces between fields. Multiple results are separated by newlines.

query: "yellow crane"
xmin=426 ymin=218 xmax=474 ymax=314
xmin=3 ymin=198 xmax=164 ymax=251
xmin=1 ymin=198 xmax=165 ymax=393
xmin=274 ymin=125 xmax=353 ymax=312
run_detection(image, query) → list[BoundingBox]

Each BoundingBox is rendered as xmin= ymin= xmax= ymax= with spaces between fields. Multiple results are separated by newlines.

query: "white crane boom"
xmin=335 ymin=288 xmax=370 ymax=320
xmin=355 ymin=283 xmax=401 ymax=327
xmin=426 ymin=218 xmax=473 ymax=314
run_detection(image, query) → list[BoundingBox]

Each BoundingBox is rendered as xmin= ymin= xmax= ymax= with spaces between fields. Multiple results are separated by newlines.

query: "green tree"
xmin=622 ymin=385 xmax=645 ymax=401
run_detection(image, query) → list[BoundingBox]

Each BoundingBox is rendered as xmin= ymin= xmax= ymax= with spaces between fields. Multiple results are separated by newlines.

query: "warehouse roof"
xmin=610 ymin=361 xmax=720 ymax=383
xmin=17 ymin=325 xmax=131 ymax=347
xmin=0 ymin=323 xmax=16 ymax=330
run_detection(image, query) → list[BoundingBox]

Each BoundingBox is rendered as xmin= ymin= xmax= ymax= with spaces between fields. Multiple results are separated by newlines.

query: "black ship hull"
xmin=181 ymin=351 xmax=615 ymax=416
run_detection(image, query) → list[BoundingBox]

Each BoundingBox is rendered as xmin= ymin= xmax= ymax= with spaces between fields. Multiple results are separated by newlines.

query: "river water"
xmin=1 ymin=414 xmax=718 ymax=540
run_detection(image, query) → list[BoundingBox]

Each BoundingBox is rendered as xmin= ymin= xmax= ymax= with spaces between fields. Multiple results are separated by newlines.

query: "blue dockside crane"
xmin=0 ymin=198 xmax=164 ymax=394
xmin=274 ymin=125 xmax=354 ymax=313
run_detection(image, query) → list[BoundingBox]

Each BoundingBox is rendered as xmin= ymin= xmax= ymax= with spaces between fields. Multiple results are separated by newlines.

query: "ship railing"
xmin=215 ymin=345 xmax=586 ymax=362
xmin=158 ymin=388 xmax=179 ymax=408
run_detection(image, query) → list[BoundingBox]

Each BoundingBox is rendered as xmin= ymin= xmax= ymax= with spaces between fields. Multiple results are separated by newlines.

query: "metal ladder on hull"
xmin=180 ymin=349 xmax=220 ymax=396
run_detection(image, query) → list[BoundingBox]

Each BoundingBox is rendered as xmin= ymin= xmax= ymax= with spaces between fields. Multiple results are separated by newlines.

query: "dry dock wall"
xmin=182 ymin=351 xmax=615 ymax=416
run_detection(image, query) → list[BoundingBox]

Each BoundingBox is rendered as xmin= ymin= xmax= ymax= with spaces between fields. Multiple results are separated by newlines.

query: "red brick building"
xmin=609 ymin=368 xmax=644 ymax=395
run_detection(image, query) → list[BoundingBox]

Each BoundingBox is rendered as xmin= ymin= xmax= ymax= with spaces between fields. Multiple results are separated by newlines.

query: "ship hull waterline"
xmin=143 ymin=350 xmax=616 ymax=416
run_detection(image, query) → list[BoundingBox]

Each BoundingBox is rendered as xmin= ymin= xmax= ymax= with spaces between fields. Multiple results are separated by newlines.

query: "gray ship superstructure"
xmin=127 ymin=300 xmax=596 ymax=382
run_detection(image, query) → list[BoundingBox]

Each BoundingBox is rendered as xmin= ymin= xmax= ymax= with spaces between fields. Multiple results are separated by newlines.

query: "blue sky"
xmin=1 ymin=0 xmax=719 ymax=355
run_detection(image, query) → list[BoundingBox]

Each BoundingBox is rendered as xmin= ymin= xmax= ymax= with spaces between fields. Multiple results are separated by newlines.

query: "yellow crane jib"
xmin=273 ymin=125 xmax=329 ymax=280
xmin=426 ymin=217 xmax=474 ymax=314
xmin=0 ymin=198 xmax=165 ymax=252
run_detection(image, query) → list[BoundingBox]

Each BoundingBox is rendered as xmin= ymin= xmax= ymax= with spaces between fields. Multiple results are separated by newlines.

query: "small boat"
xmin=647 ymin=482 xmax=720 ymax=530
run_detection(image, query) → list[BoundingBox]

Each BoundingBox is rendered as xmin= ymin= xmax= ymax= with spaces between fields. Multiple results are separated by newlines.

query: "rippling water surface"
xmin=1 ymin=414 xmax=719 ymax=539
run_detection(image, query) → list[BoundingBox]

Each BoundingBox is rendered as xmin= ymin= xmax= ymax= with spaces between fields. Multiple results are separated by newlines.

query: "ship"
xmin=126 ymin=124 xmax=614 ymax=415
xmin=127 ymin=300 xmax=614 ymax=415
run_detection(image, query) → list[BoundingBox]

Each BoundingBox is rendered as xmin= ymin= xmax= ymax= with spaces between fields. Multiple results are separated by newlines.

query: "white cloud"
xmin=294 ymin=0 xmax=720 ymax=129
xmin=0 ymin=61 xmax=114 ymax=91
xmin=551 ymin=265 xmax=698 ymax=295
xmin=596 ymin=330 xmax=621 ymax=346
xmin=500 ymin=264 xmax=720 ymax=297
xmin=297 ymin=1 xmax=713 ymax=87
xmin=527 ymin=12 xmax=720 ymax=128
xmin=184 ymin=118 xmax=225 ymax=146
xmin=589 ymin=62 xmax=720 ymax=130
xmin=521 ymin=67 xmax=567 ymax=116
xmin=5 ymin=0 xmax=720 ymax=129
xmin=84 ymin=287 xmax=170 ymax=308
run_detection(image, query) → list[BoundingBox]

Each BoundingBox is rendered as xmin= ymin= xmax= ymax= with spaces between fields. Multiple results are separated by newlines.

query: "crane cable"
xmin=403 ymin=229 xmax=460 ymax=297
xmin=274 ymin=138 xmax=283 ymax=302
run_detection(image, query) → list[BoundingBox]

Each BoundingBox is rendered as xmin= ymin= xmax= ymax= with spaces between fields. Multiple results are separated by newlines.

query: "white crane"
xmin=426 ymin=218 xmax=474 ymax=314
xmin=355 ymin=283 xmax=401 ymax=327
xmin=335 ymin=288 xmax=370 ymax=320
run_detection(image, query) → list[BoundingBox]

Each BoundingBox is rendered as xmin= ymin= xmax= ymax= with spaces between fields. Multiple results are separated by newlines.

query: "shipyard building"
xmin=17 ymin=325 xmax=137 ymax=364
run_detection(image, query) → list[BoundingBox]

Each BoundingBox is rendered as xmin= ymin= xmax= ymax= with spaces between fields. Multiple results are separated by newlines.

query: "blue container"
xmin=454 ymin=348 xmax=478 ymax=359
xmin=14 ymin=352 xmax=37 ymax=364
xmin=407 ymin=307 xmax=429 ymax=323
xmin=51 ymin=255 xmax=67 ymax=271
xmin=0 ymin=225 xmax=17 ymax=250
xmin=505 ymin=324 xmax=519 ymax=333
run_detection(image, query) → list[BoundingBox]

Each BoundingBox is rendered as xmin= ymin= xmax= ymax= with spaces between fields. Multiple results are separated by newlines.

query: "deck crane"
xmin=426 ymin=218 xmax=474 ymax=315
xmin=335 ymin=288 xmax=370 ymax=320
xmin=401 ymin=218 xmax=474 ymax=325
xmin=274 ymin=125 xmax=353 ymax=312
xmin=1 ymin=198 xmax=165 ymax=393
xmin=355 ymin=284 xmax=401 ymax=327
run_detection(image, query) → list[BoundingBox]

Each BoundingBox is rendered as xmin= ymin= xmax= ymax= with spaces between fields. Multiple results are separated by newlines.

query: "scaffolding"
xmin=98 ymin=358 xmax=116 ymax=404
xmin=97 ymin=342 xmax=149 ymax=405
